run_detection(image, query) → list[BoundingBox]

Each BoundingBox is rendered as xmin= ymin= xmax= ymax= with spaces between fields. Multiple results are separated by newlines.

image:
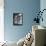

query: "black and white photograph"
xmin=13 ymin=13 xmax=23 ymax=25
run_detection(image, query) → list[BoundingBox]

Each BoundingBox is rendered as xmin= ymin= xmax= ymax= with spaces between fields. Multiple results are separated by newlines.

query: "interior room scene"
xmin=0 ymin=0 xmax=46 ymax=46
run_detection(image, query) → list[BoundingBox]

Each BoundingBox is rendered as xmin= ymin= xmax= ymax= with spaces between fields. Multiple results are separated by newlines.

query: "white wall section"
xmin=0 ymin=0 xmax=4 ymax=42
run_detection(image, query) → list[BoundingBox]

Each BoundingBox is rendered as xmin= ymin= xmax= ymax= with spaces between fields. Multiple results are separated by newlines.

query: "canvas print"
xmin=13 ymin=13 xmax=23 ymax=25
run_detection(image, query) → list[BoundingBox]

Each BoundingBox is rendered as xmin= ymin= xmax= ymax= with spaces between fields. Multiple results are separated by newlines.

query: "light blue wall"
xmin=40 ymin=0 xmax=46 ymax=27
xmin=4 ymin=0 xmax=40 ymax=42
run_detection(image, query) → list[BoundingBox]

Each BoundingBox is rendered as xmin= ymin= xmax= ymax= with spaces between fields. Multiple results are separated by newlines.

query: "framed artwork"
xmin=13 ymin=13 xmax=23 ymax=25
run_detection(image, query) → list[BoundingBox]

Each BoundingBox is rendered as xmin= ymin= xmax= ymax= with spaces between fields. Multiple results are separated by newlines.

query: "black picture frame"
xmin=13 ymin=13 xmax=23 ymax=25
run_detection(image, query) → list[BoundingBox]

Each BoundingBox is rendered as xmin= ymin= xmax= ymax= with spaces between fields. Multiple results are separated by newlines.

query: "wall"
xmin=40 ymin=0 xmax=46 ymax=26
xmin=0 ymin=0 xmax=4 ymax=42
xmin=4 ymin=0 xmax=40 ymax=42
